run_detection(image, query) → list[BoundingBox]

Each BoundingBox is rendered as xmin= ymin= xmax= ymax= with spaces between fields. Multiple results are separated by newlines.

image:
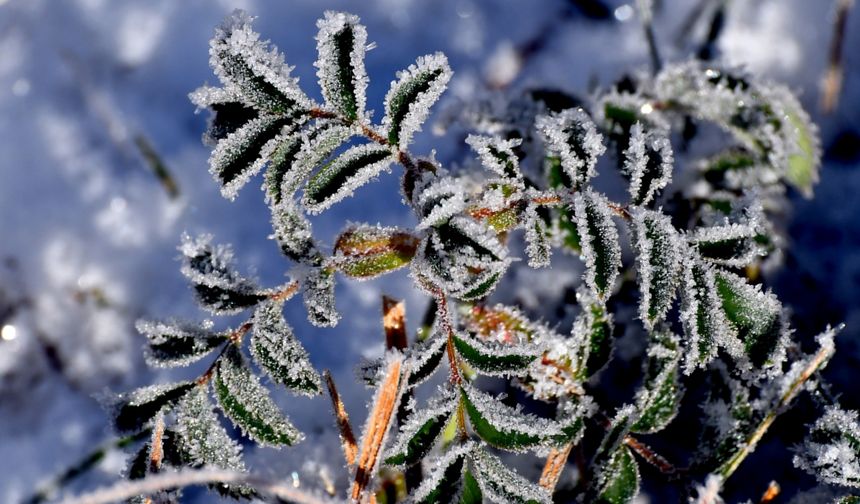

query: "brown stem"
xmin=539 ymin=443 xmax=573 ymax=493
xmin=148 ymin=415 xmax=165 ymax=474
xmin=324 ymin=370 xmax=358 ymax=467
xmin=434 ymin=291 xmax=461 ymax=385
xmin=821 ymin=0 xmax=854 ymax=113
xmin=624 ymin=435 xmax=677 ymax=476
xmin=269 ymin=281 xmax=300 ymax=302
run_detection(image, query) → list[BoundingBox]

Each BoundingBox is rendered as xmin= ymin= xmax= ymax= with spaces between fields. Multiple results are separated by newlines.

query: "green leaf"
xmin=461 ymin=384 xmax=565 ymax=452
xmin=251 ymin=300 xmax=321 ymax=395
xmin=630 ymin=331 xmax=683 ymax=434
xmin=315 ymin=12 xmax=368 ymax=121
xmin=270 ymin=200 xmax=322 ymax=265
xmin=679 ymin=257 xmax=732 ymax=373
xmin=572 ymin=295 xmax=614 ymax=380
xmin=574 ymin=189 xmax=621 ymax=301
xmin=385 ymin=391 xmax=457 ymax=467
xmin=470 ymin=448 xmax=551 ymax=504
xmin=137 ymin=320 xmax=226 ymax=368
xmin=596 ymin=446 xmax=640 ymax=504
xmin=460 ymin=470 xmax=483 ymax=504
xmin=453 ymin=332 xmax=541 ymax=377
xmin=714 ymin=271 xmax=786 ymax=369
xmin=406 ymin=335 xmax=447 ymax=388
xmin=411 ymin=442 xmax=477 ymax=504
xmin=689 ymin=223 xmax=763 ymax=268
xmin=114 ymin=381 xmax=196 ymax=433
xmin=383 ymin=53 xmax=452 ymax=148
xmin=524 ymin=203 xmax=552 ymax=268
xmin=536 ymin=108 xmax=605 ymax=191
xmin=630 ymin=209 xmax=682 ymax=329
xmin=214 ymin=346 xmax=303 ymax=446
xmin=622 ymin=123 xmax=673 ymax=206
xmin=465 ymin=134 xmax=524 ymax=181
xmin=303 ymin=144 xmax=394 ymax=213
xmin=332 ymin=224 xmax=420 ymax=279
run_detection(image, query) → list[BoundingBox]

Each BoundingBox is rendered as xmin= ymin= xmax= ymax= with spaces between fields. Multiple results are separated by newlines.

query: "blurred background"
xmin=0 ymin=0 xmax=858 ymax=502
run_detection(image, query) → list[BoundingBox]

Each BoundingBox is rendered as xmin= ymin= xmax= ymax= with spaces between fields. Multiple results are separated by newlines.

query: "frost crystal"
xmin=209 ymin=10 xmax=311 ymax=114
xmin=315 ymin=11 xmax=368 ymax=121
xmin=465 ymin=134 xmax=524 ymax=182
xmin=175 ymin=385 xmax=245 ymax=472
xmin=251 ymin=300 xmax=321 ymax=396
xmin=536 ymin=108 xmax=605 ymax=190
xmin=630 ymin=208 xmax=682 ymax=329
xmin=303 ymin=143 xmax=394 ymax=214
xmin=794 ymin=405 xmax=860 ymax=488
xmin=383 ymin=52 xmax=452 ymax=148
xmin=574 ymin=189 xmax=621 ymax=301
xmin=623 ymin=122 xmax=673 ymax=206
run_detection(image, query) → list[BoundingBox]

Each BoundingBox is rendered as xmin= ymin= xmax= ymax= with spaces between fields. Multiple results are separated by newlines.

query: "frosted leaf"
xmin=415 ymin=215 xmax=510 ymax=301
xmin=678 ymin=256 xmax=736 ymax=373
xmin=595 ymin=446 xmax=640 ymax=504
xmin=694 ymin=364 xmax=755 ymax=470
xmin=385 ymin=388 xmax=457 ymax=468
xmin=136 ymin=319 xmax=225 ymax=368
xmin=690 ymin=222 xmax=764 ymax=268
xmin=275 ymin=121 xmax=354 ymax=202
xmin=630 ymin=208 xmax=682 ymax=329
xmin=523 ymin=202 xmax=552 ymax=268
xmin=465 ymin=134 xmax=524 ymax=182
xmin=763 ymin=83 xmax=821 ymax=197
xmin=569 ymin=290 xmax=614 ymax=380
xmin=460 ymin=382 xmax=570 ymax=452
xmin=536 ymin=108 xmax=605 ymax=190
xmin=383 ymin=52 xmax=452 ymax=148
xmin=270 ymin=199 xmax=322 ymax=265
xmin=180 ymin=234 xmax=267 ymax=315
xmin=414 ymin=175 xmax=468 ymax=230
xmin=410 ymin=441 xmax=478 ymax=504
xmin=251 ymin=300 xmax=321 ymax=396
xmin=190 ymin=85 xmax=258 ymax=147
xmin=794 ymin=405 xmax=860 ymax=488
xmin=470 ymin=447 xmax=552 ymax=504
xmin=593 ymin=89 xmax=670 ymax=139
xmin=175 ymin=385 xmax=245 ymax=472
xmin=214 ymin=346 xmax=303 ymax=446
xmin=630 ymin=330 xmax=683 ymax=434
xmin=461 ymin=303 xmax=552 ymax=344
xmin=208 ymin=113 xmax=301 ymax=200
xmin=713 ymin=270 xmax=787 ymax=371
xmin=596 ymin=404 xmax=639 ymax=458
xmin=303 ymin=267 xmax=340 ymax=327
xmin=263 ymin=130 xmax=303 ymax=205
xmin=574 ymin=189 xmax=621 ymax=301
xmin=331 ymin=224 xmax=420 ymax=279
xmin=113 ymin=381 xmax=196 ymax=433
xmin=209 ymin=10 xmax=312 ymax=114
xmin=303 ymin=143 xmax=394 ymax=214
xmin=452 ymin=330 xmax=543 ymax=377
xmin=622 ymin=122 xmax=673 ymax=206
xmin=315 ymin=11 xmax=368 ymax=121
xmin=405 ymin=333 xmax=447 ymax=388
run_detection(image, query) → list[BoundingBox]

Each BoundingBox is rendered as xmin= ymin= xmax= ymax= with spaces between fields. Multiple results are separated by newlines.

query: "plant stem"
xmin=717 ymin=338 xmax=836 ymax=480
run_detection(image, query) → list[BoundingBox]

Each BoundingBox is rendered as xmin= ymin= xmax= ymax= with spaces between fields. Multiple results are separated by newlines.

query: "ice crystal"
xmin=465 ymin=134 xmax=524 ymax=183
xmin=136 ymin=319 xmax=225 ymax=368
xmin=470 ymin=447 xmax=552 ymax=504
xmin=413 ymin=175 xmax=468 ymax=230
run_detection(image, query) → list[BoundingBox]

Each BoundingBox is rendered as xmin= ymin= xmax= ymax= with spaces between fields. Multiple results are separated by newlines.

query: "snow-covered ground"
xmin=0 ymin=0 xmax=857 ymax=502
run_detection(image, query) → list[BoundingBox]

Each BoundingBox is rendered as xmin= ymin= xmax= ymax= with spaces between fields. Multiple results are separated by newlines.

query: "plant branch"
xmin=539 ymin=443 xmax=573 ymax=493
xmin=55 ymin=469 xmax=338 ymax=504
xmin=324 ymin=370 xmax=358 ymax=467
xmin=624 ymin=435 xmax=678 ymax=476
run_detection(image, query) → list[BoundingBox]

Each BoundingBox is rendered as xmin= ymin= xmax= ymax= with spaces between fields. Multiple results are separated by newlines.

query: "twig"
xmin=718 ymin=337 xmax=836 ymax=480
xmin=434 ymin=292 xmax=462 ymax=386
xmin=624 ymin=435 xmax=678 ymax=476
xmin=382 ymin=297 xmax=408 ymax=351
xmin=148 ymin=415 xmax=165 ymax=474
xmin=324 ymin=370 xmax=358 ymax=467
xmin=821 ymin=0 xmax=855 ymax=113
xmin=350 ymin=357 xmax=407 ymax=502
xmin=539 ymin=443 xmax=573 ymax=493
xmin=55 ymin=469 xmax=338 ymax=504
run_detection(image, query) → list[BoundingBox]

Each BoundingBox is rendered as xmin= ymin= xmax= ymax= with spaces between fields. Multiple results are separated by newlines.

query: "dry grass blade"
xmin=382 ymin=296 xmax=407 ymax=351
xmin=350 ymin=356 xmax=407 ymax=502
xmin=539 ymin=443 xmax=573 ymax=492
xmin=759 ymin=480 xmax=780 ymax=503
xmin=324 ymin=370 xmax=358 ymax=467
xmin=149 ymin=414 xmax=165 ymax=473
xmin=821 ymin=0 xmax=854 ymax=113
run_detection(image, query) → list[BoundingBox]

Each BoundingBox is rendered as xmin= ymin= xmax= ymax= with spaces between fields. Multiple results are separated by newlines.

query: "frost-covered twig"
xmin=55 ymin=468 xmax=337 ymax=504
xmin=539 ymin=443 xmax=573 ymax=492
xmin=324 ymin=370 xmax=358 ymax=467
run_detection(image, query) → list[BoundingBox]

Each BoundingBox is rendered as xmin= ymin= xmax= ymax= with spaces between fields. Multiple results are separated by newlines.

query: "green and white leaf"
xmin=214 ymin=346 xmax=303 ymax=446
xmin=303 ymin=267 xmax=339 ymax=327
xmin=689 ymin=222 xmax=764 ymax=268
xmin=523 ymin=202 xmax=552 ymax=268
xmin=574 ymin=189 xmax=621 ymax=301
xmin=303 ymin=143 xmax=394 ymax=213
xmin=315 ymin=11 xmax=368 ymax=121
xmin=410 ymin=441 xmax=480 ymax=504
xmin=251 ymin=300 xmax=321 ymax=395
xmin=414 ymin=175 xmax=468 ymax=230
xmin=794 ymin=405 xmax=860 ymax=488
xmin=385 ymin=389 xmax=457 ymax=468
xmin=175 ymin=385 xmax=245 ymax=472
xmin=331 ymin=224 xmax=420 ymax=278
xmin=465 ymin=134 xmax=524 ymax=183
xmin=270 ymin=200 xmax=322 ymax=265
xmin=536 ymin=108 xmax=605 ymax=190
xmin=622 ymin=123 xmax=673 ymax=206
xmin=406 ymin=334 xmax=448 ymax=388
xmin=113 ymin=381 xmax=196 ymax=433
xmin=595 ymin=446 xmax=640 ymax=504
xmin=453 ymin=331 xmax=543 ymax=377
xmin=570 ymin=290 xmax=614 ymax=379
xmin=137 ymin=319 xmax=226 ymax=368
xmin=383 ymin=53 xmax=452 ymax=149
xmin=630 ymin=330 xmax=683 ymax=434
xmin=470 ymin=448 xmax=552 ymax=504
xmin=630 ymin=209 xmax=682 ymax=329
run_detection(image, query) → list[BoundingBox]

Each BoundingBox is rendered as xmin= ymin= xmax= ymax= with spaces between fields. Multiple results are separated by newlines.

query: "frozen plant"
xmin=74 ymin=9 xmax=857 ymax=504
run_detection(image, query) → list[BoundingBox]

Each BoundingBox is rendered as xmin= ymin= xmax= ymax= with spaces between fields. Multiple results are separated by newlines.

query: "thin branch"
xmin=821 ymin=0 xmax=855 ymax=113
xmin=434 ymin=291 xmax=462 ymax=386
xmin=55 ymin=469 xmax=338 ymax=504
xmin=324 ymin=370 xmax=358 ymax=467
xmin=718 ymin=336 xmax=837 ymax=480
xmin=148 ymin=415 xmax=165 ymax=474
xmin=539 ymin=443 xmax=573 ymax=493
xmin=350 ymin=357 xmax=407 ymax=502
xmin=624 ymin=435 xmax=678 ymax=476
